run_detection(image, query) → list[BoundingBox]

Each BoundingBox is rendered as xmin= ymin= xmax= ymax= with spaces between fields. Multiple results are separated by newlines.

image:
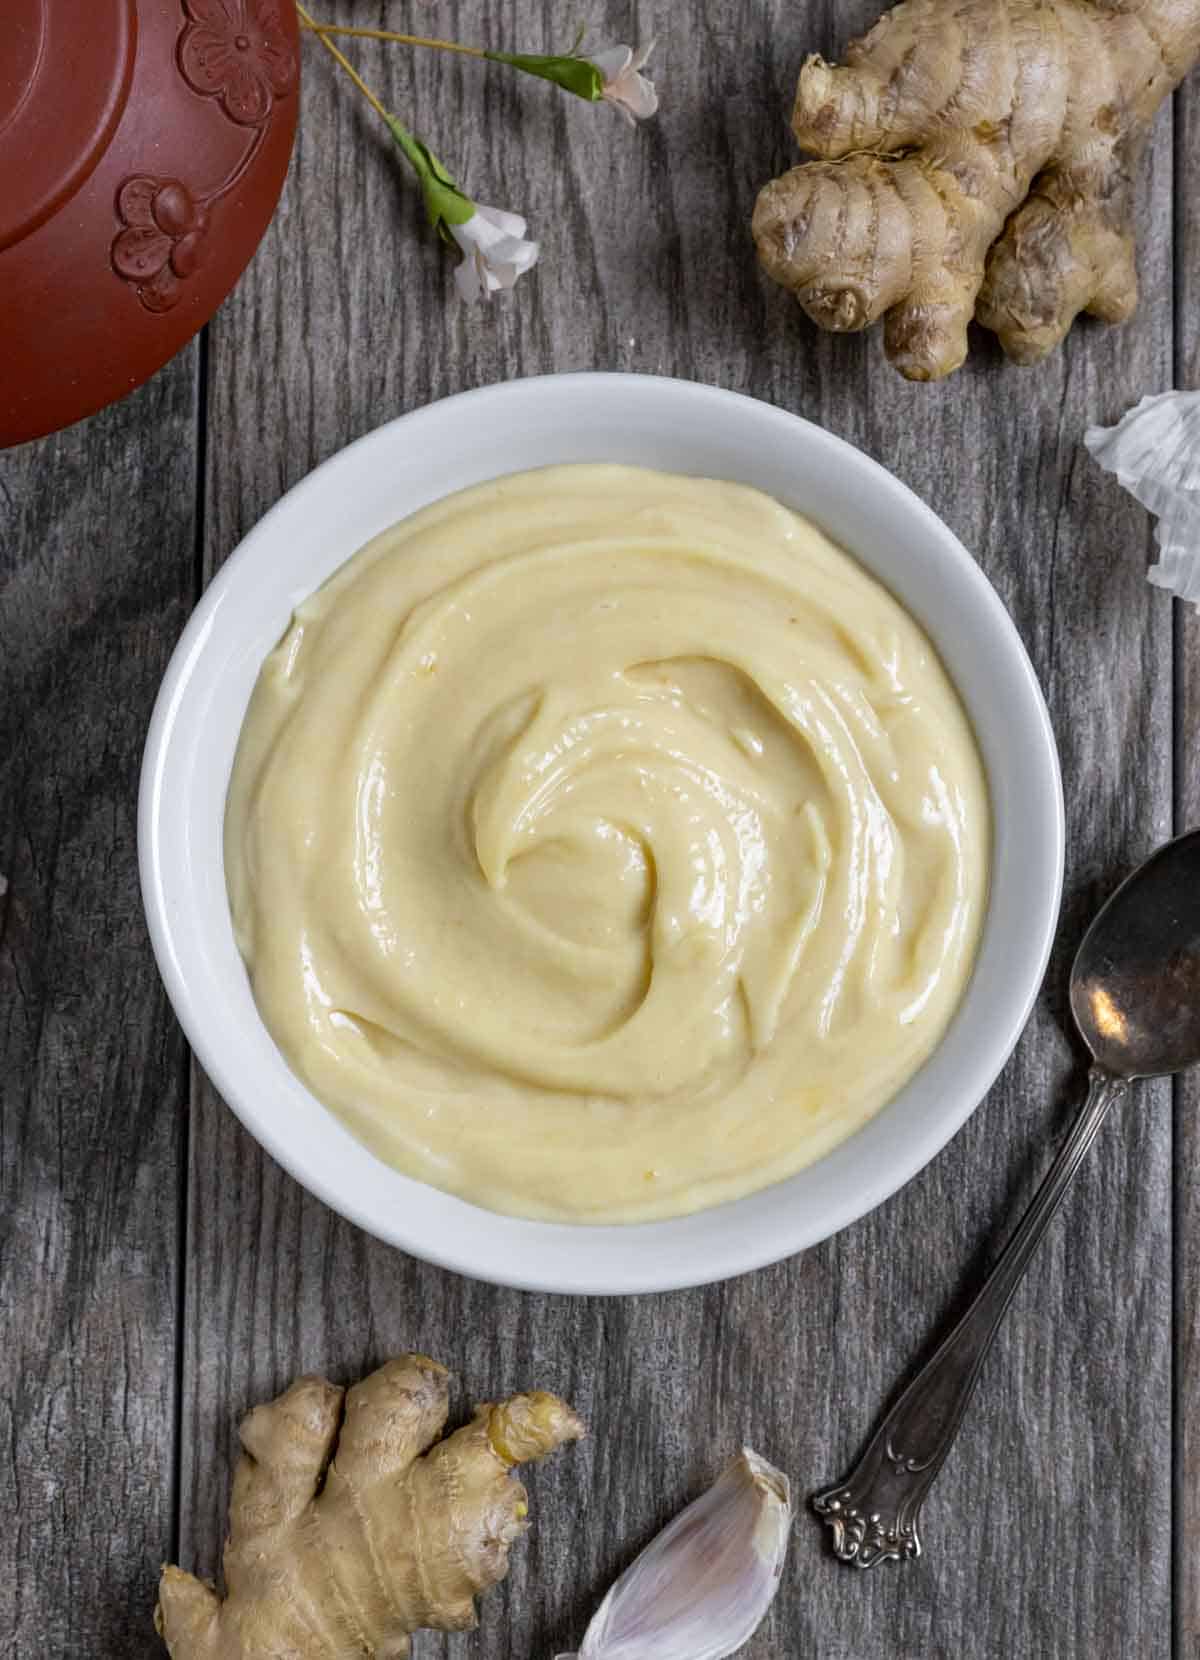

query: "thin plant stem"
xmin=300 ymin=21 xmax=486 ymax=59
xmin=294 ymin=2 xmax=393 ymax=122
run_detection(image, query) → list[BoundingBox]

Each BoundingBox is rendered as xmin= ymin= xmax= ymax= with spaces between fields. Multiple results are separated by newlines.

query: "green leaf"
xmin=384 ymin=116 xmax=476 ymax=228
xmin=485 ymin=50 xmax=603 ymax=101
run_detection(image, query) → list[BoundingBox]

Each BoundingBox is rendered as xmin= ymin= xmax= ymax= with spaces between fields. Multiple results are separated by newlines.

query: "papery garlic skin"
xmin=558 ymin=1448 xmax=792 ymax=1660
xmin=1084 ymin=390 xmax=1200 ymax=606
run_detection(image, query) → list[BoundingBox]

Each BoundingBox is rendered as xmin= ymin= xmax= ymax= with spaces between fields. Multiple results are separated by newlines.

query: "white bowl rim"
xmin=139 ymin=371 xmax=1064 ymax=1295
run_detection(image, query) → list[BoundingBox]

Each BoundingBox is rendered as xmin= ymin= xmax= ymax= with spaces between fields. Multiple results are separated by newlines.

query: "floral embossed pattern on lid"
xmin=179 ymin=0 xmax=297 ymax=126
xmin=112 ymin=177 xmax=211 ymax=314
xmin=0 ymin=0 xmax=299 ymax=448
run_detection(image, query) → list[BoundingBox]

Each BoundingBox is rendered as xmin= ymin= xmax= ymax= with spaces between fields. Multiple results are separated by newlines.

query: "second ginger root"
xmin=753 ymin=0 xmax=1200 ymax=380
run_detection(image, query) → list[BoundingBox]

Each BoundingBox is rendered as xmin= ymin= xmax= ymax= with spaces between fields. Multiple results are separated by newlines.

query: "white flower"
xmin=589 ymin=40 xmax=658 ymax=124
xmin=449 ymin=205 xmax=539 ymax=303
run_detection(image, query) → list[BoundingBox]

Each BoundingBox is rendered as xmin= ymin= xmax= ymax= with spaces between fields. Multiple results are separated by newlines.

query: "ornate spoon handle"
xmin=813 ymin=1065 xmax=1127 ymax=1567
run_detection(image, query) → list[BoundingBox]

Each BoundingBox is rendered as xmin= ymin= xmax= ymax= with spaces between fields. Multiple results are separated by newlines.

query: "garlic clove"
xmin=1084 ymin=390 xmax=1200 ymax=605
xmin=557 ymin=1448 xmax=792 ymax=1660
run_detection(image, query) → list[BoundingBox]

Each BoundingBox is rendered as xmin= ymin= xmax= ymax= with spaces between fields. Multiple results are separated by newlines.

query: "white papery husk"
xmin=1084 ymin=390 xmax=1200 ymax=605
xmin=557 ymin=1449 xmax=792 ymax=1660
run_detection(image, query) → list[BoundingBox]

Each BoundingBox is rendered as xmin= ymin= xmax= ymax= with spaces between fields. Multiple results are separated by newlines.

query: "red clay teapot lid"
xmin=0 ymin=0 xmax=299 ymax=448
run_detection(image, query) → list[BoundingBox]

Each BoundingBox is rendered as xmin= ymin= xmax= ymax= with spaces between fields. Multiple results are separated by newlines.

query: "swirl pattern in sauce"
xmin=225 ymin=466 xmax=989 ymax=1221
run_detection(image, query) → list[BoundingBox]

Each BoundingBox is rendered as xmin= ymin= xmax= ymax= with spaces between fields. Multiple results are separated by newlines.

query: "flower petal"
xmin=221 ymin=58 xmax=272 ymax=124
xmin=183 ymin=0 xmax=240 ymax=27
xmin=450 ymin=212 xmax=500 ymax=258
xmin=588 ymin=45 xmax=634 ymax=80
xmin=474 ymin=204 xmax=530 ymax=242
xmin=179 ymin=25 xmax=239 ymax=97
xmin=116 ymin=176 xmax=160 ymax=229
xmin=111 ymin=224 xmax=171 ymax=281
xmin=256 ymin=28 xmax=299 ymax=95
xmin=247 ymin=0 xmax=282 ymax=28
xmin=617 ymin=73 xmax=658 ymax=118
xmin=487 ymin=236 xmax=539 ymax=276
xmin=629 ymin=38 xmax=657 ymax=72
xmin=171 ymin=229 xmax=207 ymax=278
xmin=601 ymin=69 xmax=658 ymax=121
xmin=454 ymin=247 xmax=490 ymax=303
xmin=140 ymin=267 xmax=182 ymax=314
xmin=249 ymin=0 xmax=299 ymax=94
xmin=448 ymin=218 xmax=481 ymax=260
xmin=485 ymin=263 xmax=523 ymax=292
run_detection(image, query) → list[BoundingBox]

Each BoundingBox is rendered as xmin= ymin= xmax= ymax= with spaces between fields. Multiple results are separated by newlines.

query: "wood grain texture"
xmin=1174 ymin=66 xmax=1200 ymax=1660
xmin=0 ymin=362 xmax=198 ymax=1654
xmin=0 ymin=3 xmax=1186 ymax=1656
xmin=176 ymin=4 xmax=1180 ymax=1659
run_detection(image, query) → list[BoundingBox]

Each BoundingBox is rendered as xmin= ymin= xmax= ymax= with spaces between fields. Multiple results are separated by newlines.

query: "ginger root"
xmin=753 ymin=0 xmax=1200 ymax=379
xmin=155 ymin=1355 xmax=584 ymax=1659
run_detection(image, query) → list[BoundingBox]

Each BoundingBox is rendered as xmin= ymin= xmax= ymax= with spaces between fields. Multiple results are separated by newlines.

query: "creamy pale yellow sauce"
xmin=225 ymin=466 xmax=989 ymax=1222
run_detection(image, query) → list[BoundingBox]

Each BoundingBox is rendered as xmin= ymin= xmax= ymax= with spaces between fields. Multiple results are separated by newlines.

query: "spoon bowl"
xmin=1071 ymin=829 xmax=1200 ymax=1080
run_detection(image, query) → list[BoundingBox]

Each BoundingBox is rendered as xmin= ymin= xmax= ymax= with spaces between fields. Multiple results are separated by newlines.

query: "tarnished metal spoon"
xmin=814 ymin=829 xmax=1200 ymax=1567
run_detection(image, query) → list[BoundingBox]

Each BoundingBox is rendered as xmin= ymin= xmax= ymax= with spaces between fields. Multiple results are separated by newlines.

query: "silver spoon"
xmin=814 ymin=828 xmax=1200 ymax=1567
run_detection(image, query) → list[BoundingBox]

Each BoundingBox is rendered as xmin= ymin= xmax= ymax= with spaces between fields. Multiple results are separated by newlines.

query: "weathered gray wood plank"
xmin=1175 ymin=65 xmax=1200 ymax=1660
xmin=180 ymin=4 xmax=1177 ymax=1657
xmin=0 ymin=362 xmax=198 ymax=1653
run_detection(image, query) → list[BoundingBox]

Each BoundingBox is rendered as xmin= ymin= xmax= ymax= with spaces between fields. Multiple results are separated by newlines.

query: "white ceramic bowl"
xmin=140 ymin=373 xmax=1063 ymax=1295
